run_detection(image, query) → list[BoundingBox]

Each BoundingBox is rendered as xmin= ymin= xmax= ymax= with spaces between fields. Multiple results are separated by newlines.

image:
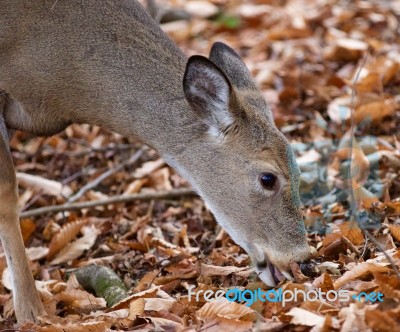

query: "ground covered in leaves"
xmin=1 ymin=0 xmax=400 ymax=331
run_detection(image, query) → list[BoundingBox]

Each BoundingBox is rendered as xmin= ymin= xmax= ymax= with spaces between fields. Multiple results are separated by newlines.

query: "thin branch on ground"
xmin=363 ymin=230 xmax=400 ymax=280
xmin=348 ymin=49 xmax=369 ymax=216
xmin=347 ymin=50 xmax=400 ymax=279
xmin=67 ymin=148 xmax=144 ymax=203
xmin=19 ymin=188 xmax=196 ymax=218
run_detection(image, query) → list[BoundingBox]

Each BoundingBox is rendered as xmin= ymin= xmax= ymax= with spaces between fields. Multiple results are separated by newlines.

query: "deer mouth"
xmin=256 ymin=259 xmax=294 ymax=287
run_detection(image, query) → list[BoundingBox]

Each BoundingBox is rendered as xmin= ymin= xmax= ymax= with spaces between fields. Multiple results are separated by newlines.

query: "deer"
xmin=0 ymin=0 xmax=312 ymax=324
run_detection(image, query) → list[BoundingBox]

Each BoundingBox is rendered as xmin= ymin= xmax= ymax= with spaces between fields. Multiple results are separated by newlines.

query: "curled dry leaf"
xmin=47 ymin=219 xmax=88 ymax=260
xmin=92 ymin=309 xmax=129 ymax=319
xmin=354 ymin=100 xmax=395 ymax=125
xmin=388 ymin=225 xmax=400 ymax=242
xmin=339 ymin=221 xmax=364 ymax=246
xmin=2 ymin=268 xmax=12 ymax=291
xmin=34 ymin=317 xmax=111 ymax=332
xmin=184 ymin=1 xmax=219 ymax=18
xmin=50 ymin=225 xmax=99 ymax=265
xmin=149 ymin=167 xmax=173 ymax=190
xmin=286 ymin=307 xmax=325 ymax=326
xmin=290 ymin=261 xmax=309 ymax=283
xmin=26 ymin=246 xmax=49 ymax=261
xmin=334 ymin=262 xmax=390 ymax=289
xmin=331 ymin=38 xmax=368 ymax=61
xmin=36 ymin=280 xmax=59 ymax=316
xmin=132 ymin=158 xmax=165 ymax=178
xmin=197 ymin=298 xmax=256 ymax=321
xmin=112 ymin=286 xmax=159 ymax=309
xmin=56 ymin=288 xmax=106 ymax=312
xmin=312 ymin=272 xmax=335 ymax=292
xmin=338 ymin=304 xmax=372 ymax=332
xmin=385 ymin=201 xmax=400 ymax=216
xmin=20 ymin=218 xmax=36 ymax=244
xmin=144 ymin=298 xmax=177 ymax=312
xmin=201 ymin=263 xmax=250 ymax=277
xmin=123 ymin=178 xmax=148 ymax=194
xmin=134 ymin=270 xmax=160 ymax=292
xmin=128 ymin=298 xmax=145 ymax=320
xmin=16 ymin=172 xmax=72 ymax=197
xmin=365 ymin=309 xmax=399 ymax=331
xmin=372 ymin=272 xmax=400 ymax=297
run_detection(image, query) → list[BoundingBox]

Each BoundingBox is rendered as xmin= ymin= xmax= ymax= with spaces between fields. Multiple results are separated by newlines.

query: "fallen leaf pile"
xmin=0 ymin=0 xmax=399 ymax=331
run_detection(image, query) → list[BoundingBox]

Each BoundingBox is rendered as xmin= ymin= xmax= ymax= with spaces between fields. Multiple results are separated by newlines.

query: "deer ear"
xmin=209 ymin=42 xmax=257 ymax=91
xmin=183 ymin=55 xmax=233 ymax=137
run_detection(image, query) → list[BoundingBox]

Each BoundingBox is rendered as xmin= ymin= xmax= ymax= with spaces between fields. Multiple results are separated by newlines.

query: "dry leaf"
xmin=201 ymin=264 xmax=249 ymax=277
xmin=365 ymin=309 xmax=398 ymax=332
xmin=185 ymin=1 xmax=218 ymax=18
xmin=16 ymin=172 xmax=72 ymax=197
xmin=26 ymin=246 xmax=49 ymax=261
xmin=339 ymin=221 xmax=364 ymax=245
xmin=312 ymin=272 xmax=334 ymax=292
xmin=128 ymin=298 xmax=145 ymax=319
xmin=133 ymin=158 xmax=164 ymax=178
xmin=385 ymin=201 xmax=400 ymax=216
xmin=354 ymin=100 xmax=395 ymax=124
xmin=286 ymin=307 xmax=325 ymax=326
xmin=197 ymin=298 xmax=256 ymax=321
xmin=334 ymin=263 xmax=390 ymax=289
xmin=50 ymin=225 xmax=98 ymax=265
xmin=20 ymin=218 xmax=36 ymax=244
xmin=388 ymin=225 xmax=400 ymax=241
xmin=47 ymin=220 xmax=88 ymax=260
xmin=56 ymin=288 xmax=106 ymax=312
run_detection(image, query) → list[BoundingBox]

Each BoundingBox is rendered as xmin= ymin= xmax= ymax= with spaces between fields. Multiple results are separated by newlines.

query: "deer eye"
xmin=260 ymin=173 xmax=277 ymax=190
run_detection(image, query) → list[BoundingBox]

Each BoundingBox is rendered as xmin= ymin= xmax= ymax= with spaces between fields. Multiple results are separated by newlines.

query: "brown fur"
xmin=0 ymin=0 xmax=311 ymax=323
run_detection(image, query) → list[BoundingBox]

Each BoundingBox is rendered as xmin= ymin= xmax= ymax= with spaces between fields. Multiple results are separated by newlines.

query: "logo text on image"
xmin=187 ymin=286 xmax=384 ymax=307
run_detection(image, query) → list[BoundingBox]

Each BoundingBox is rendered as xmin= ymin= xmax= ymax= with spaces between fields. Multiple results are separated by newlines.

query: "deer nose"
xmin=299 ymin=260 xmax=319 ymax=278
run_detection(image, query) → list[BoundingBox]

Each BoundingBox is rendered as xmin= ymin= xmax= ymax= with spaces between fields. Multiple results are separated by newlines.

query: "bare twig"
xmin=347 ymin=50 xmax=400 ymax=279
xmin=363 ymin=230 xmax=400 ymax=279
xmin=67 ymin=148 xmax=144 ymax=203
xmin=20 ymin=188 xmax=196 ymax=218
xmin=348 ymin=49 xmax=369 ymax=215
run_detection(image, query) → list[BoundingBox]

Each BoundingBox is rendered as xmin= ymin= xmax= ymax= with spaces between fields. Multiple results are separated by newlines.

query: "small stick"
xmin=67 ymin=148 xmax=144 ymax=203
xmin=363 ymin=230 xmax=400 ymax=280
xmin=20 ymin=188 xmax=196 ymax=218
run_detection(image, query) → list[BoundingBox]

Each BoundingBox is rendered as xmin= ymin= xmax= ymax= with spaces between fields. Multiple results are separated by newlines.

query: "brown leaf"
xmin=312 ymin=272 xmax=334 ymax=292
xmin=47 ymin=220 xmax=88 ymax=260
xmin=334 ymin=262 xmax=390 ymax=289
xmin=56 ymin=289 xmax=106 ymax=312
xmin=286 ymin=307 xmax=324 ymax=326
xmin=385 ymin=201 xmax=400 ymax=216
xmin=339 ymin=221 xmax=364 ymax=245
xmin=365 ymin=309 xmax=398 ymax=332
xmin=201 ymin=264 xmax=250 ymax=277
xmin=50 ymin=225 xmax=98 ymax=265
xmin=290 ymin=261 xmax=309 ymax=283
xmin=128 ymin=298 xmax=145 ymax=320
xmin=354 ymin=100 xmax=395 ymax=124
xmin=20 ymin=218 xmax=37 ymax=244
xmin=197 ymin=298 xmax=256 ymax=321
xmin=373 ymin=272 xmax=400 ymax=299
xmin=16 ymin=172 xmax=72 ymax=197
xmin=388 ymin=225 xmax=400 ymax=241
xmin=133 ymin=158 xmax=164 ymax=178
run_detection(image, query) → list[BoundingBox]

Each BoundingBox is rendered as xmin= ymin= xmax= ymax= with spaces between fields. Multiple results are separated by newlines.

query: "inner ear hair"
xmin=183 ymin=55 xmax=234 ymax=136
